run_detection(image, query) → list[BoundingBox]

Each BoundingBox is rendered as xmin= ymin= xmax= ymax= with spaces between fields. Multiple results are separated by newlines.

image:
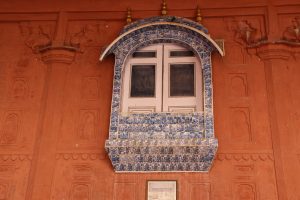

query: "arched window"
xmin=122 ymin=43 xmax=203 ymax=114
xmin=101 ymin=16 xmax=224 ymax=172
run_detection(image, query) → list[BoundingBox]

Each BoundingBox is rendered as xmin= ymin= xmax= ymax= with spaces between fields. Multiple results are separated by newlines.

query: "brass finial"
xmin=161 ymin=0 xmax=168 ymax=16
xmin=196 ymin=6 xmax=202 ymax=24
xmin=126 ymin=8 xmax=132 ymax=24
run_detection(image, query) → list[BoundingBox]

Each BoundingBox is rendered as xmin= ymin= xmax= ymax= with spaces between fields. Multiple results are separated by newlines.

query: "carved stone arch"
xmin=100 ymin=16 xmax=223 ymax=172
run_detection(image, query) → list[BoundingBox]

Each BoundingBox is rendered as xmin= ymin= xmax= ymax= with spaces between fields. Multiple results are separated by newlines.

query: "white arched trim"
xmin=99 ymin=21 xmax=224 ymax=61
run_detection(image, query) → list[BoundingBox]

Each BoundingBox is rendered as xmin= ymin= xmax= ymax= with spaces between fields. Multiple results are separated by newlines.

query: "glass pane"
xmin=131 ymin=65 xmax=155 ymax=97
xmin=170 ymin=50 xmax=194 ymax=57
xmin=132 ymin=51 xmax=156 ymax=58
xmin=170 ymin=64 xmax=194 ymax=96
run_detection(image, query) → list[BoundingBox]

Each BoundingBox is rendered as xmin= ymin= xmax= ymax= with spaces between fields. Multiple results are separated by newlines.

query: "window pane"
xmin=170 ymin=64 xmax=194 ymax=96
xmin=131 ymin=65 xmax=155 ymax=97
xmin=170 ymin=50 xmax=194 ymax=57
xmin=132 ymin=51 xmax=156 ymax=58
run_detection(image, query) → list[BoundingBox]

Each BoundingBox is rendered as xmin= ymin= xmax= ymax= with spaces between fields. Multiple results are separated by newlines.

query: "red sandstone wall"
xmin=0 ymin=0 xmax=299 ymax=199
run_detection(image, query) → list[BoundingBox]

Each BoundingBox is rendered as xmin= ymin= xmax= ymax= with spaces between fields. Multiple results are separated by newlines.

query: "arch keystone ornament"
xmin=100 ymin=16 xmax=224 ymax=172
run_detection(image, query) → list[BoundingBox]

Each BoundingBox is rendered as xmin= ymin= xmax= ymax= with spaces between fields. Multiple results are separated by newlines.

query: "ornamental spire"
xmin=126 ymin=8 xmax=132 ymax=24
xmin=196 ymin=6 xmax=202 ymax=24
xmin=161 ymin=0 xmax=168 ymax=16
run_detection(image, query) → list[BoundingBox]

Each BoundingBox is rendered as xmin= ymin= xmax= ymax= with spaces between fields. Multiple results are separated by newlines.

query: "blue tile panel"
xmin=105 ymin=138 xmax=218 ymax=172
xmin=104 ymin=16 xmax=218 ymax=172
xmin=118 ymin=113 xmax=205 ymax=139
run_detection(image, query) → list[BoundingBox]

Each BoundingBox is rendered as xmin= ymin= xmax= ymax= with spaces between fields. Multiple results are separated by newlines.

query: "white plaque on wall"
xmin=147 ymin=180 xmax=177 ymax=200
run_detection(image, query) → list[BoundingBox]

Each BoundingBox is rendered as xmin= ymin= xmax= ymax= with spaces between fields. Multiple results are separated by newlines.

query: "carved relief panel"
xmin=77 ymin=109 xmax=100 ymax=145
xmin=71 ymin=183 xmax=91 ymax=200
xmin=234 ymin=183 xmax=256 ymax=200
xmin=0 ymin=107 xmax=43 ymax=151
xmin=66 ymin=21 xmax=121 ymax=50
xmin=230 ymin=107 xmax=252 ymax=143
xmin=228 ymin=73 xmax=248 ymax=97
xmin=9 ymin=78 xmax=29 ymax=101
xmin=69 ymin=164 xmax=94 ymax=200
xmin=225 ymin=16 xmax=267 ymax=46
xmin=0 ymin=111 xmax=22 ymax=146
xmin=67 ymin=23 xmax=106 ymax=48
xmin=4 ymin=61 xmax=44 ymax=105
xmin=19 ymin=21 xmax=55 ymax=52
xmin=213 ymin=15 xmax=268 ymax=66
xmin=279 ymin=14 xmax=300 ymax=43
xmin=0 ymin=62 xmax=9 ymax=103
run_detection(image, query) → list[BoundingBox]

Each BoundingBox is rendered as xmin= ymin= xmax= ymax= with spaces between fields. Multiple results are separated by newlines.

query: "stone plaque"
xmin=147 ymin=181 xmax=177 ymax=200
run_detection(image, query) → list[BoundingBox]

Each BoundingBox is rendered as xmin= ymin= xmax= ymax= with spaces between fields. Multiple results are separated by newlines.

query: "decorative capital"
xmin=161 ymin=0 xmax=168 ymax=16
xmin=40 ymin=41 xmax=77 ymax=64
xmin=255 ymin=43 xmax=293 ymax=61
xmin=19 ymin=22 xmax=79 ymax=64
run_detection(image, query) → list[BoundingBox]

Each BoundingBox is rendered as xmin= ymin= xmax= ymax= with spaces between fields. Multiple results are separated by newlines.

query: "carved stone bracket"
xmin=227 ymin=19 xmax=267 ymax=47
xmin=19 ymin=22 xmax=79 ymax=64
xmin=66 ymin=24 xmax=107 ymax=50
xmin=227 ymin=17 xmax=300 ymax=59
xmin=19 ymin=22 xmax=53 ymax=53
xmin=282 ymin=17 xmax=300 ymax=44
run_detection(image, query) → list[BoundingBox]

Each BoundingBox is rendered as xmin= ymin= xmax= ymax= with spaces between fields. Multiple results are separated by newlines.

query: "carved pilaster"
xmin=255 ymin=43 xmax=293 ymax=61
xmin=253 ymin=42 xmax=293 ymax=200
xmin=24 ymin=12 xmax=80 ymax=200
xmin=39 ymin=42 xmax=77 ymax=65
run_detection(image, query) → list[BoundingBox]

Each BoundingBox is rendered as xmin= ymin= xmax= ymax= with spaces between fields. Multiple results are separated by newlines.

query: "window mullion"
xmin=161 ymin=44 xmax=165 ymax=112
